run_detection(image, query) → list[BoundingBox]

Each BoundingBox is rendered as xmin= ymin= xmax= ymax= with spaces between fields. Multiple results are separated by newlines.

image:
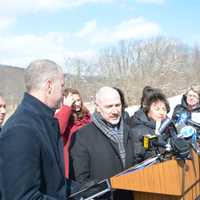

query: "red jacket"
xmin=55 ymin=105 xmax=91 ymax=177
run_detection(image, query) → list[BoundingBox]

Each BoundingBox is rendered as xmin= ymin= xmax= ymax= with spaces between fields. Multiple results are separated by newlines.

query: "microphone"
xmin=177 ymin=125 xmax=200 ymax=157
xmin=143 ymin=118 xmax=175 ymax=152
xmin=175 ymin=112 xmax=189 ymax=124
xmin=143 ymin=134 xmax=169 ymax=151
xmin=157 ymin=118 xmax=172 ymax=135
xmin=171 ymin=137 xmax=191 ymax=159
xmin=177 ymin=125 xmax=196 ymax=139
xmin=151 ymin=136 xmax=168 ymax=149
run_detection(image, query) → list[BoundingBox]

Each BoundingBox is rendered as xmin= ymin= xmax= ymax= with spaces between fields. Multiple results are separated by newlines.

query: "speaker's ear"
xmin=45 ymin=79 xmax=53 ymax=95
xmin=95 ymin=102 xmax=100 ymax=112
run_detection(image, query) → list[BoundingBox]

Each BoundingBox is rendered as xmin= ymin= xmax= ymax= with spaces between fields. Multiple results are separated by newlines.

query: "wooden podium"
xmin=110 ymin=151 xmax=200 ymax=200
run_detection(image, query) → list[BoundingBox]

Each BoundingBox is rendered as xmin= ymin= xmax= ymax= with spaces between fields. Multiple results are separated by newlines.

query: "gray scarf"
xmin=92 ymin=111 xmax=126 ymax=167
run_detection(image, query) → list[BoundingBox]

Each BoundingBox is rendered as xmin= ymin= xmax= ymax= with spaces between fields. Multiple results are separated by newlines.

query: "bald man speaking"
xmin=70 ymin=86 xmax=136 ymax=200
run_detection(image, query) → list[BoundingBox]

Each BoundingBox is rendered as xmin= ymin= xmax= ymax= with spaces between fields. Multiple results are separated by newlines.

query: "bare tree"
xmin=62 ymin=37 xmax=200 ymax=105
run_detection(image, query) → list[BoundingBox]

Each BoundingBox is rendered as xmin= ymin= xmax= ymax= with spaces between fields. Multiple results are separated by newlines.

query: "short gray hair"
xmin=25 ymin=59 xmax=63 ymax=92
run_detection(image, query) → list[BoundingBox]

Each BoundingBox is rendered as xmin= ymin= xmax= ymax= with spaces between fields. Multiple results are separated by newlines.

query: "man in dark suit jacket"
xmin=70 ymin=86 xmax=136 ymax=200
xmin=0 ymin=59 xmax=70 ymax=200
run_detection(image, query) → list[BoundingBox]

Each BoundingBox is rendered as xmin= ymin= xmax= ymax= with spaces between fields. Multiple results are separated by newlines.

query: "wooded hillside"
xmin=1 ymin=37 xmax=200 ymax=116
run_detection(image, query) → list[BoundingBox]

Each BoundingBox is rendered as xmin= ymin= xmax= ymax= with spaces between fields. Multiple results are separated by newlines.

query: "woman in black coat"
xmin=131 ymin=91 xmax=170 ymax=162
xmin=130 ymin=86 xmax=161 ymax=128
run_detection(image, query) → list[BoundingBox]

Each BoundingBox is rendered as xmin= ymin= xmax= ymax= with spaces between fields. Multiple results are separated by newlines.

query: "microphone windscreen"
xmin=178 ymin=125 xmax=196 ymax=139
xmin=158 ymin=118 xmax=172 ymax=135
xmin=171 ymin=137 xmax=190 ymax=159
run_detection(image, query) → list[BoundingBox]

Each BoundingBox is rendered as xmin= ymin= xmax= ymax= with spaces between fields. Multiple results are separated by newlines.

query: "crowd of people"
xmin=0 ymin=59 xmax=200 ymax=200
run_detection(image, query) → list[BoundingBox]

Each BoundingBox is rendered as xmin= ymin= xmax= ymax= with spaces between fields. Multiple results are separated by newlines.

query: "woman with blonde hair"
xmin=172 ymin=85 xmax=200 ymax=124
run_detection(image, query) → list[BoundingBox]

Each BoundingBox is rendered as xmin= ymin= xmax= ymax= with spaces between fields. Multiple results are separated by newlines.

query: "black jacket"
xmin=130 ymin=108 xmax=146 ymax=127
xmin=130 ymin=109 xmax=156 ymax=162
xmin=70 ymin=121 xmax=136 ymax=200
xmin=122 ymin=111 xmax=132 ymax=127
xmin=0 ymin=93 xmax=68 ymax=200
xmin=70 ymin=122 xmax=135 ymax=183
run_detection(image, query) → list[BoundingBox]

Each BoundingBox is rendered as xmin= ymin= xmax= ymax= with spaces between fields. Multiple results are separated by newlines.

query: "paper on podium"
xmin=116 ymin=156 xmax=159 ymax=176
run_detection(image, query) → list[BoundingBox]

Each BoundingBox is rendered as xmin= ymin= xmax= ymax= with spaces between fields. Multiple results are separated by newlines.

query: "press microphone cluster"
xmin=142 ymin=117 xmax=192 ymax=160
xmin=174 ymin=113 xmax=200 ymax=156
xmin=143 ymin=117 xmax=175 ymax=150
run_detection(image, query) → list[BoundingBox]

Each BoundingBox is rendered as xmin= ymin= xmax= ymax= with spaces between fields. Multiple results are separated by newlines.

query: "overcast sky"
xmin=0 ymin=0 xmax=199 ymax=68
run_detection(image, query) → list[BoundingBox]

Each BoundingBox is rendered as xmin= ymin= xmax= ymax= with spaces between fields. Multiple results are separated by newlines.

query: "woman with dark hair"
xmin=55 ymin=88 xmax=91 ymax=177
xmin=131 ymin=90 xmax=170 ymax=162
xmin=130 ymin=86 xmax=158 ymax=127
xmin=140 ymin=85 xmax=155 ymax=109
xmin=113 ymin=87 xmax=128 ymax=110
